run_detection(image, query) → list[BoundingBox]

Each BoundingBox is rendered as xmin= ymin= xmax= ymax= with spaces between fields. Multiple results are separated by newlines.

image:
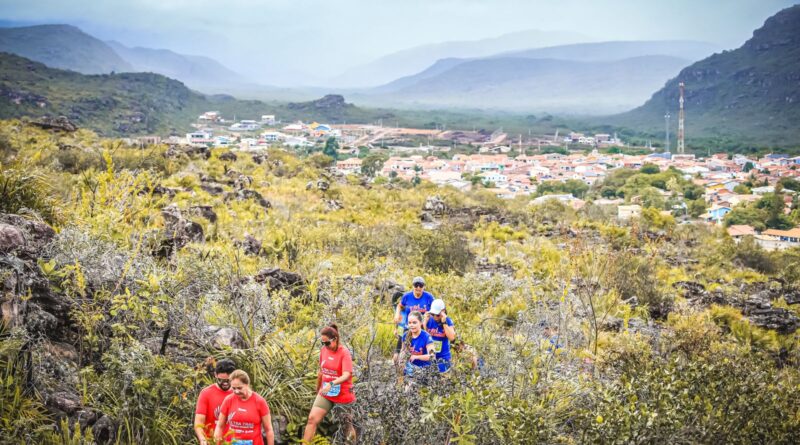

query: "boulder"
xmin=0 ymin=223 xmax=25 ymax=253
xmin=200 ymin=183 xmax=226 ymax=195
xmin=251 ymin=153 xmax=267 ymax=164
xmin=30 ymin=116 xmax=78 ymax=132
xmin=254 ymin=267 xmax=306 ymax=298
xmin=742 ymin=293 xmax=800 ymax=334
xmin=423 ymin=195 xmax=448 ymax=215
xmin=158 ymin=206 xmax=204 ymax=256
xmin=188 ymin=205 xmax=217 ymax=223
xmin=236 ymin=235 xmax=263 ymax=256
xmin=206 ymin=326 xmax=246 ymax=349
xmin=325 ymin=199 xmax=344 ymax=211
xmin=218 ymin=151 xmax=238 ymax=162
xmin=225 ymin=189 xmax=271 ymax=209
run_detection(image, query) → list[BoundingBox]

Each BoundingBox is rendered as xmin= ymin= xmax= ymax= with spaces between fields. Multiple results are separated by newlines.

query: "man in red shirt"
xmin=194 ymin=358 xmax=236 ymax=445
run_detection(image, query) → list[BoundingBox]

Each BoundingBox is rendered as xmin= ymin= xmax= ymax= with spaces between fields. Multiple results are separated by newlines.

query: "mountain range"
xmin=609 ymin=4 xmax=800 ymax=147
xmin=355 ymin=40 xmax=720 ymax=114
xmin=329 ymin=29 xmax=592 ymax=88
xmin=0 ymin=24 xmax=247 ymax=90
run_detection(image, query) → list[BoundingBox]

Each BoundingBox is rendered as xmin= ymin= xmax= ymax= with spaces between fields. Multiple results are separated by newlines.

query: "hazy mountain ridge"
xmin=610 ymin=4 xmax=800 ymax=146
xmin=329 ymin=29 xmax=592 ymax=88
xmin=0 ymin=24 xmax=133 ymax=74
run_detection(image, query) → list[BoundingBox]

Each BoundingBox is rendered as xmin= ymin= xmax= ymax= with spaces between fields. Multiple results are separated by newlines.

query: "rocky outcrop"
xmin=224 ymin=189 xmax=271 ymax=209
xmin=29 ymin=116 xmax=78 ymax=132
xmin=253 ymin=267 xmax=307 ymax=298
xmin=158 ymin=204 xmax=204 ymax=257
xmin=742 ymin=292 xmax=800 ymax=334
xmin=218 ymin=151 xmax=238 ymax=162
xmin=476 ymin=258 xmax=515 ymax=277
xmin=236 ymin=234 xmax=263 ymax=256
xmin=188 ymin=205 xmax=217 ymax=223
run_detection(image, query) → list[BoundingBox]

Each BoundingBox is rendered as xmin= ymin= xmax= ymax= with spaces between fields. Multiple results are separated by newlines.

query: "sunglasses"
xmin=413 ymin=283 xmax=424 ymax=288
xmin=321 ymin=340 xmax=334 ymax=346
xmin=216 ymin=378 xmax=230 ymax=384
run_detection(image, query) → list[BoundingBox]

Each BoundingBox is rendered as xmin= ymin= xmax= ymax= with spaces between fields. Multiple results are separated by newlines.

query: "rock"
xmin=316 ymin=179 xmax=330 ymax=192
xmin=234 ymin=175 xmax=254 ymax=190
xmin=93 ymin=415 xmax=117 ymax=444
xmin=0 ymin=214 xmax=56 ymax=254
xmin=158 ymin=206 xmax=204 ymax=256
xmin=200 ymin=183 xmax=226 ymax=195
xmin=236 ymin=235 xmax=263 ymax=256
xmin=742 ymin=293 xmax=800 ymax=334
xmin=476 ymin=258 xmax=514 ymax=277
xmin=144 ymin=185 xmax=180 ymax=198
xmin=325 ymin=200 xmax=344 ymax=211
xmin=423 ymin=196 xmax=448 ymax=216
xmin=188 ymin=205 xmax=217 ymax=223
xmin=225 ymin=189 xmax=271 ymax=209
xmin=0 ymin=223 xmax=25 ymax=253
xmin=47 ymin=391 xmax=82 ymax=416
xmin=207 ymin=326 xmax=246 ymax=349
xmin=252 ymin=153 xmax=267 ymax=164
xmin=785 ymin=288 xmax=800 ymax=306
xmin=254 ymin=267 xmax=306 ymax=298
xmin=218 ymin=151 xmax=238 ymax=162
xmin=30 ymin=116 xmax=78 ymax=132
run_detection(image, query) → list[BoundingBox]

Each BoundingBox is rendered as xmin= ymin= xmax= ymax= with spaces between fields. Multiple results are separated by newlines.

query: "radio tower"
xmin=677 ymin=82 xmax=685 ymax=154
xmin=664 ymin=112 xmax=671 ymax=153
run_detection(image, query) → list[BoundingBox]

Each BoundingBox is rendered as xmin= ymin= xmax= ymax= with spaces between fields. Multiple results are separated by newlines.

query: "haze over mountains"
xmin=356 ymin=40 xmax=720 ymax=114
xmin=611 ymin=3 xmax=800 ymax=146
xmin=329 ymin=29 xmax=593 ymax=88
xmin=0 ymin=24 xmax=249 ymax=90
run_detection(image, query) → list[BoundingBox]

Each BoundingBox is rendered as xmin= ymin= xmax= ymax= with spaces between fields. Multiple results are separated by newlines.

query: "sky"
xmin=0 ymin=0 xmax=797 ymax=86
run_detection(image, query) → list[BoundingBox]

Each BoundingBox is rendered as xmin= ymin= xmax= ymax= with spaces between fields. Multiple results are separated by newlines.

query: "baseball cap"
xmin=430 ymin=299 xmax=445 ymax=315
xmin=412 ymin=276 xmax=425 ymax=286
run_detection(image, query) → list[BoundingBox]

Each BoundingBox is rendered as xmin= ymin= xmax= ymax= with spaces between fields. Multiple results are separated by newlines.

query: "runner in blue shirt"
xmin=401 ymin=311 xmax=435 ymax=377
xmin=393 ymin=277 xmax=434 ymax=362
xmin=425 ymin=299 xmax=455 ymax=373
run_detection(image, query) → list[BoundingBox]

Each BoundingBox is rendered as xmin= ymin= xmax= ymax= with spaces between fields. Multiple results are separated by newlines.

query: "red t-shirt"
xmin=319 ymin=346 xmax=355 ymax=404
xmin=195 ymin=384 xmax=232 ymax=439
xmin=219 ymin=392 xmax=270 ymax=445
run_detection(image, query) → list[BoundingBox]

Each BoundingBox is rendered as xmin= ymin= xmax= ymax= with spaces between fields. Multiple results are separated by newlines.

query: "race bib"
xmin=232 ymin=441 xmax=254 ymax=445
xmin=433 ymin=340 xmax=443 ymax=353
xmin=326 ymin=383 xmax=341 ymax=397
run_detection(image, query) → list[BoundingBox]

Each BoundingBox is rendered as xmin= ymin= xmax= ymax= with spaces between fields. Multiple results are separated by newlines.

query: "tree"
xmin=361 ymin=153 xmax=387 ymax=177
xmin=640 ymin=163 xmax=660 ymax=174
xmin=743 ymin=161 xmax=754 ymax=173
xmin=322 ymin=137 xmax=339 ymax=160
xmin=733 ymin=184 xmax=752 ymax=194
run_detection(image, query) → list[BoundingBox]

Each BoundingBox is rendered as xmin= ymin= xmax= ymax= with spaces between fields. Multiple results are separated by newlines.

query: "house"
xmin=727 ymin=225 xmax=755 ymax=243
xmin=752 ymin=186 xmax=775 ymax=195
xmin=699 ymin=206 xmax=731 ymax=224
xmin=618 ymin=205 xmax=642 ymax=220
xmin=757 ymin=227 xmax=800 ymax=250
xmin=186 ymin=131 xmax=213 ymax=146
xmin=260 ymin=131 xmax=284 ymax=142
xmin=198 ymin=111 xmax=221 ymax=122
xmin=763 ymin=227 xmax=800 ymax=244
xmin=335 ymin=158 xmax=363 ymax=175
xmin=260 ymin=115 xmax=276 ymax=125
xmin=479 ymin=171 xmax=508 ymax=184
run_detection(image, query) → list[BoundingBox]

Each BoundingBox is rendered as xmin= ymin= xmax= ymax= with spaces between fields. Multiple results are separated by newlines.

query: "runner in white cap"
xmin=425 ymin=299 xmax=455 ymax=373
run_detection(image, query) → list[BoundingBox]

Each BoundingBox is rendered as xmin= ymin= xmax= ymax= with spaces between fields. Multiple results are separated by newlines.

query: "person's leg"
xmin=303 ymin=395 xmax=332 ymax=443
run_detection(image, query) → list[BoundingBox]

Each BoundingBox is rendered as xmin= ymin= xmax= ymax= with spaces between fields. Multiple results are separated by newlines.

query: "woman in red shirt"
xmin=213 ymin=369 xmax=274 ymax=445
xmin=302 ymin=323 xmax=356 ymax=443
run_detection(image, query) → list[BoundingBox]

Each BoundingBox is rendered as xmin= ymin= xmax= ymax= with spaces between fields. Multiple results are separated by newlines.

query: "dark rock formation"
xmin=157 ymin=205 xmax=204 ymax=257
xmin=225 ymin=189 xmax=271 ymax=209
xmin=236 ymin=234 xmax=263 ymax=256
xmin=30 ymin=115 xmax=78 ymax=132
xmin=254 ymin=267 xmax=307 ymax=298
xmin=218 ymin=151 xmax=238 ymax=162
xmin=188 ymin=205 xmax=217 ymax=223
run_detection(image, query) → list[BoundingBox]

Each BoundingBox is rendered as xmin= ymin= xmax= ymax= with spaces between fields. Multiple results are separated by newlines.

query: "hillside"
xmin=0 ymin=24 xmax=132 ymax=74
xmin=496 ymin=40 xmax=720 ymax=63
xmin=107 ymin=41 xmax=249 ymax=89
xmin=358 ymin=55 xmax=692 ymax=114
xmin=0 ymin=52 xmax=445 ymax=136
xmin=2 ymin=120 xmax=800 ymax=443
xmin=609 ymin=5 xmax=800 ymax=148
xmin=329 ymin=29 xmax=590 ymax=88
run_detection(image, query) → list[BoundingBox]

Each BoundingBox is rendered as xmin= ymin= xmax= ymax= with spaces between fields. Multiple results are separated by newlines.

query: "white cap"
xmin=429 ymin=299 xmax=445 ymax=315
xmin=412 ymin=276 xmax=425 ymax=286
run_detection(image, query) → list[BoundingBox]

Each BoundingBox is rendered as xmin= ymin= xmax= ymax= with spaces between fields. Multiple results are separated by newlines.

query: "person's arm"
xmin=315 ymin=370 xmax=322 ymax=392
xmin=262 ymin=413 xmax=275 ymax=445
xmin=443 ymin=316 xmax=456 ymax=342
xmin=213 ymin=415 xmax=225 ymax=444
xmin=393 ymin=302 xmax=404 ymax=323
xmin=410 ymin=342 xmax=435 ymax=362
xmin=194 ymin=413 xmax=208 ymax=444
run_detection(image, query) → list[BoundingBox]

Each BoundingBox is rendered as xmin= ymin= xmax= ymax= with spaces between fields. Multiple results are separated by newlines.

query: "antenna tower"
xmin=677 ymin=82 xmax=685 ymax=154
xmin=664 ymin=112 xmax=671 ymax=153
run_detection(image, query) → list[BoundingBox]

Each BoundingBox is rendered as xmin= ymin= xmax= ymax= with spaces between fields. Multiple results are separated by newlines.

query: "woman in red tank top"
xmin=302 ymin=323 xmax=356 ymax=443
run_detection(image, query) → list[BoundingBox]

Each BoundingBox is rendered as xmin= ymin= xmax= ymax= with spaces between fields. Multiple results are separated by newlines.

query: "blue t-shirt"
xmin=426 ymin=316 xmax=454 ymax=361
xmin=402 ymin=330 xmax=434 ymax=367
xmin=399 ymin=291 xmax=434 ymax=320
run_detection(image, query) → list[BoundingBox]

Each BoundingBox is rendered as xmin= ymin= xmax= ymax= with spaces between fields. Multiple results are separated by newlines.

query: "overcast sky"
xmin=1 ymin=0 xmax=796 ymax=86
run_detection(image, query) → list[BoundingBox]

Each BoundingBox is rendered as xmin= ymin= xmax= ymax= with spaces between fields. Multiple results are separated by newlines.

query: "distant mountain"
xmin=329 ymin=29 xmax=591 ymax=88
xmin=0 ymin=52 xmax=381 ymax=136
xmin=358 ymin=54 xmax=692 ymax=114
xmin=0 ymin=25 xmax=132 ymax=74
xmin=106 ymin=41 xmax=249 ymax=89
xmin=360 ymin=40 xmax=721 ymax=114
xmin=610 ymin=5 xmax=800 ymax=147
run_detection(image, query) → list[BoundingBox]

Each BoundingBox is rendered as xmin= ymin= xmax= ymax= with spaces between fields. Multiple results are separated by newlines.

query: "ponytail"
xmin=321 ymin=323 xmax=339 ymax=340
